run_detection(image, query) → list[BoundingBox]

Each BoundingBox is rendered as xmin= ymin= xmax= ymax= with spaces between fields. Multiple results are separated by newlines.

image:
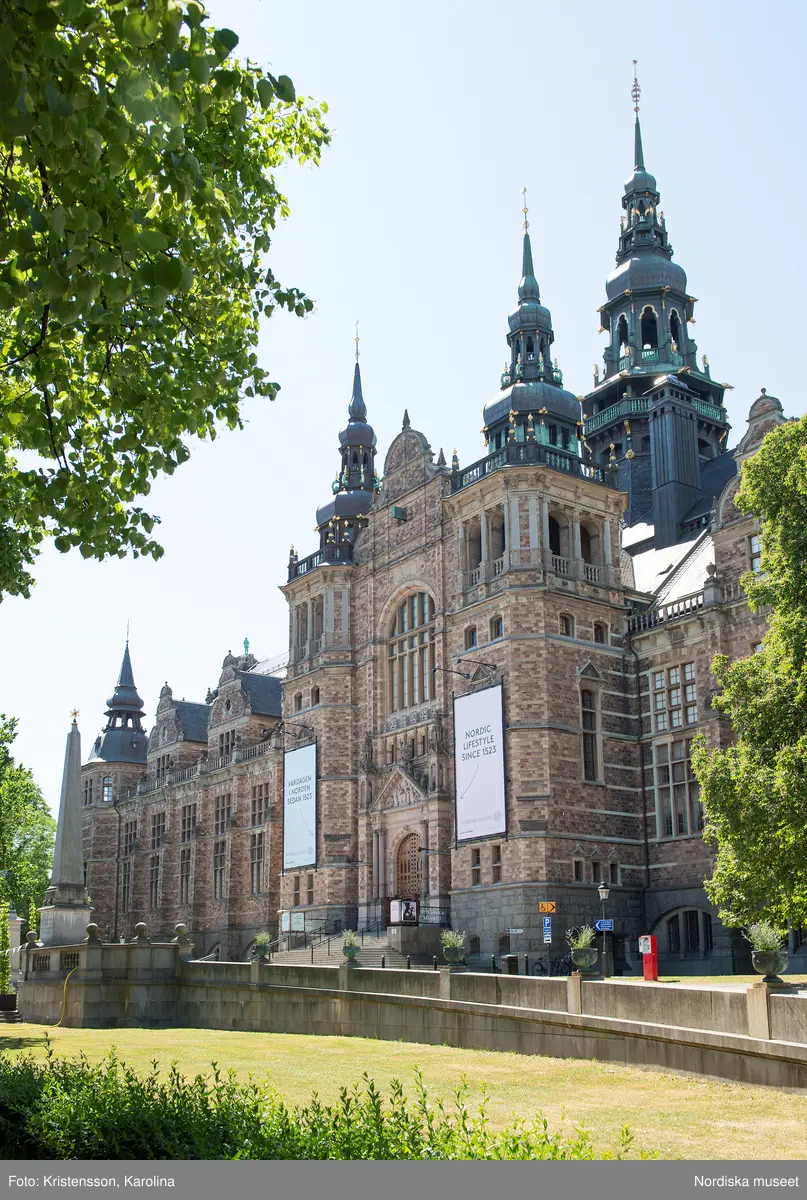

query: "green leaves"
xmin=0 ymin=0 xmax=329 ymax=600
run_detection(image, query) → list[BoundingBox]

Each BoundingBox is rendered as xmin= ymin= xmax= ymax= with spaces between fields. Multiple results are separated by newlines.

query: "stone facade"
xmin=78 ymin=114 xmax=798 ymax=974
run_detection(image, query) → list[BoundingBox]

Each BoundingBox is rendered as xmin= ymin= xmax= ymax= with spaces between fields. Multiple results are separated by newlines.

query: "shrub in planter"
xmin=342 ymin=929 xmax=360 ymax=960
xmin=253 ymin=931 xmax=271 ymax=960
xmin=440 ymin=929 xmax=466 ymax=964
xmin=745 ymin=921 xmax=788 ymax=980
xmin=566 ymin=925 xmax=598 ymax=971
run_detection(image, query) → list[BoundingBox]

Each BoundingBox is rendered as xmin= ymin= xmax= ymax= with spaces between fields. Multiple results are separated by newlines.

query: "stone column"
xmin=573 ymin=510 xmax=582 ymax=561
xmin=528 ymin=495 xmax=539 ymax=564
xmin=420 ymin=820 xmax=429 ymax=898
xmin=306 ymin=598 xmax=313 ymax=654
xmin=541 ymin=498 xmax=552 ymax=567
xmin=379 ymin=830 xmax=387 ymax=898
xmin=509 ymin=496 xmax=520 ymax=566
xmin=372 ymin=830 xmax=379 ymax=900
xmin=480 ymin=511 xmax=488 ymax=571
xmin=603 ymin=518 xmax=613 ymax=566
xmin=340 ymin=589 xmax=350 ymax=639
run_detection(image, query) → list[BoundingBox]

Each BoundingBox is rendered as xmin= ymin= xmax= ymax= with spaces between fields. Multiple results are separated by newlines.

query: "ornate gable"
xmin=576 ymin=660 xmax=605 ymax=682
xmin=370 ymin=766 xmax=429 ymax=812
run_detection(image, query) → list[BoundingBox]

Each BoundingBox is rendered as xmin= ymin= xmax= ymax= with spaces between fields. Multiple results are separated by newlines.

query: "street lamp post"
xmin=597 ymin=880 xmax=612 ymax=979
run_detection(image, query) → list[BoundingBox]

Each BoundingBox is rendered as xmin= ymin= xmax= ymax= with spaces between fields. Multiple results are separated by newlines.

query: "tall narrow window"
xmin=213 ymin=841 xmax=226 ymax=900
xmin=640 ymin=306 xmax=658 ymax=349
xmin=748 ymin=534 xmax=762 ymax=573
xmin=471 ymin=848 xmax=481 ymax=886
xmin=120 ymin=859 xmax=131 ymax=911
xmin=214 ymin=794 xmax=231 ymax=836
xmin=593 ymin=622 xmax=606 ymax=644
xmin=179 ymin=847 xmax=192 ymax=904
xmin=581 ymin=689 xmax=599 ymax=781
xmin=388 ymin=592 xmax=436 ymax=713
xmin=180 ymin=803 xmax=196 ymax=843
xmin=103 ymin=776 xmax=113 ymax=804
xmin=666 ymin=914 xmax=681 ymax=954
xmin=670 ymin=310 xmax=682 ymax=348
xmin=292 ymin=875 xmax=301 ymax=907
xmin=491 ymin=844 xmax=502 ymax=884
xmin=560 ymin=614 xmax=574 ymax=637
xmin=306 ymin=872 xmax=314 ymax=905
xmin=83 ymin=777 xmax=93 ymax=806
xmin=149 ymin=855 xmax=160 ymax=908
xmin=250 ymin=833 xmax=264 ymax=896
xmin=654 ymin=739 xmax=700 ymax=837
xmin=150 ymin=812 xmax=166 ymax=850
xmin=251 ymin=784 xmax=266 ymax=826
xmin=123 ymin=820 xmax=137 ymax=855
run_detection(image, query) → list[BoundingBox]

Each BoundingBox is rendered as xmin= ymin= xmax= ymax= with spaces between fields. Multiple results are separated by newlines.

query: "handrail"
xmin=359 ymin=918 xmax=386 ymax=945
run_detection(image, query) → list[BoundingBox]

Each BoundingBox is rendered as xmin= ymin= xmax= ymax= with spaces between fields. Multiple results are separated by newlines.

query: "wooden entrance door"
xmin=396 ymin=832 xmax=422 ymax=897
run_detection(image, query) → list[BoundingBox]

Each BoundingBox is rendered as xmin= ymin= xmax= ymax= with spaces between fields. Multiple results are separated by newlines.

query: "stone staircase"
xmin=0 ymin=1008 xmax=22 ymax=1024
xmin=269 ymin=932 xmax=435 ymax=971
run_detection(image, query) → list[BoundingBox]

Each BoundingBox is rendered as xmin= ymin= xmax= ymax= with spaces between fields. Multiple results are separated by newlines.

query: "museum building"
xmin=78 ymin=99 xmax=795 ymax=975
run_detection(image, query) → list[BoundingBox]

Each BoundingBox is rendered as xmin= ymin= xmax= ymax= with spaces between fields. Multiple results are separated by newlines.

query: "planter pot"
xmin=571 ymin=947 xmax=598 ymax=972
xmin=342 ymin=944 xmax=359 ymax=962
xmin=442 ymin=945 xmax=465 ymax=965
xmin=752 ymin=948 xmax=788 ymax=981
xmin=253 ymin=950 xmax=268 ymax=963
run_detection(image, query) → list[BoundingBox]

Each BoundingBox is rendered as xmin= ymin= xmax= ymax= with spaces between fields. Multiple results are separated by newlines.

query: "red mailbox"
xmin=638 ymin=934 xmax=659 ymax=981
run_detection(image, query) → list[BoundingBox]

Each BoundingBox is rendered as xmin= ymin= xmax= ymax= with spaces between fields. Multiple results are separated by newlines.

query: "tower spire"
xmin=88 ymin=642 xmax=148 ymax=765
xmin=632 ymin=60 xmax=645 ymax=170
xmin=518 ymin=190 xmax=540 ymax=305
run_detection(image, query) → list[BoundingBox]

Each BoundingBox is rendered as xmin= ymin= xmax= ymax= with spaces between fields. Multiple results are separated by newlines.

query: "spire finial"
xmin=354 ymin=319 xmax=360 ymax=362
xmin=521 ymin=186 xmax=529 ymax=233
xmin=70 ymin=709 xmax=79 ymax=722
xmin=631 ymin=59 xmax=640 ymax=114
xmin=126 ymin=618 xmax=129 ymax=643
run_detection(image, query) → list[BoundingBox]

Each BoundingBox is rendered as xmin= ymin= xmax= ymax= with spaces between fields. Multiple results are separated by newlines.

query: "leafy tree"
xmin=0 ymin=715 xmax=56 ymax=921
xmin=691 ymin=415 xmax=807 ymax=931
xmin=0 ymin=0 xmax=329 ymax=599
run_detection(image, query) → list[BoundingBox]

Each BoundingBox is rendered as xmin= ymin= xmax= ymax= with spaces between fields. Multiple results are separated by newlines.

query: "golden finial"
xmin=631 ymin=59 xmax=641 ymax=113
xmin=70 ymin=709 xmax=79 ymax=720
xmin=521 ymin=186 xmax=529 ymax=233
xmin=354 ymin=319 xmax=360 ymax=362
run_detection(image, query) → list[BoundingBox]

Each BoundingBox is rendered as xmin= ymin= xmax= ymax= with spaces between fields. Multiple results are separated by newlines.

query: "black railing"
xmin=451 ymin=442 xmax=617 ymax=494
xmin=288 ymin=543 xmax=354 ymax=581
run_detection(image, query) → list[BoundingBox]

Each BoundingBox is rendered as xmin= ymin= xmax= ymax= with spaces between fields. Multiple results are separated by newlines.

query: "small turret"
xmin=89 ymin=642 xmax=148 ymax=764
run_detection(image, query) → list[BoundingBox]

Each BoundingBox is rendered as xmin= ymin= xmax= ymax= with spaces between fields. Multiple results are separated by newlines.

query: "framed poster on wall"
xmin=453 ymin=683 xmax=506 ymax=843
xmin=283 ymin=742 xmax=317 ymax=870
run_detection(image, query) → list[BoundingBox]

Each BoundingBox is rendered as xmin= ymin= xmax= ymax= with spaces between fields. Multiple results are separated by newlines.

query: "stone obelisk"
xmin=39 ymin=716 xmax=91 ymax=946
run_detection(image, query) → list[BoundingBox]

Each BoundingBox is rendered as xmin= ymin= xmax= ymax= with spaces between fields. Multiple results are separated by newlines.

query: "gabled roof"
xmin=174 ymin=701 xmax=209 ymax=743
xmin=239 ymin=672 xmax=282 ymax=718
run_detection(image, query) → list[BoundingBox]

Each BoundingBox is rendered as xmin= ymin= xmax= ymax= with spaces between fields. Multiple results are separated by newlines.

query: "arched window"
xmin=579 ymin=520 xmax=601 ymax=565
xmin=640 ymin=306 xmax=658 ymax=350
xmin=559 ymin=613 xmax=574 ymax=637
xmin=670 ymin=310 xmax=682 ymax=349
xmin=548 ymin=517 xmax=561 ymax=556
xmin=388 ymin=592 xmax=436 ymax=712
xmin=617 ymin=315 xmax=629 ymax=355
xmin=593 ymin=622 xmax=607 ymax=644
xmin=465 ymin=626 xmax=478 ymax=650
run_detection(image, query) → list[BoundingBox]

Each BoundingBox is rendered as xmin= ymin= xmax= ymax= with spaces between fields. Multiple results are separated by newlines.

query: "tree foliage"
xmin=0 ymin=715 xmax=56 ymax=920
xmin=0 ymin=0 xmax=329 ymax=599
xmin=691 ymin=415 xmax=807 ymax=931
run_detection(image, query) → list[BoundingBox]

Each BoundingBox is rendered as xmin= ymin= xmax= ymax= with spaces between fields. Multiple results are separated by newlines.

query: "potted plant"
xmin=253 ymin=931 xmax=271 ymax=962
xmin=342 ymin=929 xmax=360 ymax=963
xmin=567 ymin=925 xmax=598 ymax=972
xmin=440 ymin=928 xmax=467 ymax=965
xmin=746 ymin=921 xmax=787 ymax=982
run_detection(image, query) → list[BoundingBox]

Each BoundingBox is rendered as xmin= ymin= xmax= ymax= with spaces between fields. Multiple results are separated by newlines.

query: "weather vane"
xmin=521 ymin=186 xmax=529 ymax=233
xmin=632 ymin=59 xmax=641 ymax=113
xmin=70 ymin=709 xmax=79 ymax=720
xmin=354 ymin=319 xmax=360 ymax=362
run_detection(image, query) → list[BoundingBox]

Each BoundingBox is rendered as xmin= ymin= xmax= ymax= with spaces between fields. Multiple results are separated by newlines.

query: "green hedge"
xmin=0 ymin=1045 xmax=653 ymax=1159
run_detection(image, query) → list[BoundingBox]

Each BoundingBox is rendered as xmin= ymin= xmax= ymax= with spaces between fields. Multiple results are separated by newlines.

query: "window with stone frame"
xmin=250 ymin=833 xmax=264 ymax=896
xmin=665 ymin=909 xmax=712 ymax=955
xmin=214 ymin=793 xmax=231 ymax=836
xmin=559 ymin=613 xmax=574 ymax=637
xmin=469 ymin=936 xmax=481 ymax=956
xmin=155 ymin=754 xmax=170 ymax=784
xmin=748 ymin=533 xmax=762 ymax=573
xmin=609 ymin=861 xmax=620 ymax=885
xmin=306 ymin=872 xmax=314 ymax=905
xmin=218 ymin=729 xmax=237 ymax=758
xmin=573 ymin=858 xmax=584 ymax=882
xmin=292 ymin=875 xmax=301 ymax=907
xmin=83 ymin=777 xmax=93 ymax=806
xmin=102 ymin=776 xmax=114 ymax=803
xmin=651 ymin=662 xmax=697 ymax=733
xmin=593 ymin=622 xmax=607 ymax=644
xmin=150 ymin=811 xmax=166 ymax=850
xmin=490 ymin=615 xmax=503 ymax=641
xmin=590 ymin=859 xmax=603 ymax=884
xmin=294 ymin=693 xmax=303 ymax=714
xmin=464 ymin=626 xmax=478 ymax=650
xmin=213 ymin=840 xmax=226 ymax=900
xmin=471 ymin=847 xmax=481 ymax=886
xmin=491 ymin=843 xmax=502 ymax=883
xmin=651 ymin=739 xmax=702 ymax=838
xmin=123 ymin=819 xmax=137 ymax=855
xmin=311 ymin=686 xmax=321 ymax=706
xmin=581 ymin=689 xmax=600 ymax=781
xmin=120 ymin=859 xmax=131 ymax=911
xmin=148 ymin=855 xmax=160 ymax=908
xmin=251 ymin=784 xmax=267 ymax=826
xmin=179 ymin=847 xmax=192 ymax=904
xmin=180 ymin=803 xmax=196 ymax=843
xmin=388 ymin=592 xmax=436 ymax=713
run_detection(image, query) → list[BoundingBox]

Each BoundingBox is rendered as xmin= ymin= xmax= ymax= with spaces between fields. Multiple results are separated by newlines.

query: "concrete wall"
xmin=18 ymin=942 xmax=807 ymax=1090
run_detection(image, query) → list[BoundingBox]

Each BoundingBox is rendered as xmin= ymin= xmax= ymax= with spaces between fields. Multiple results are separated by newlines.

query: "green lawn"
xmin=5 ymin=1025 xmax=807 ymax=1160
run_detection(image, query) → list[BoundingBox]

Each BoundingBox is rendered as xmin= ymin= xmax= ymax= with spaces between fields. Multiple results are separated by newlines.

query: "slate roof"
xmin=174 ymin=701 xmax=210 ymax=743
xmin=239 ymin=672 xmax=282 ymax=717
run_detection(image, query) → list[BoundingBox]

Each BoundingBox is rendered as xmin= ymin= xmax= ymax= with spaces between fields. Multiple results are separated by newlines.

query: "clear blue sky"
xmin=2 ymin=0 xmax=804 ymax=811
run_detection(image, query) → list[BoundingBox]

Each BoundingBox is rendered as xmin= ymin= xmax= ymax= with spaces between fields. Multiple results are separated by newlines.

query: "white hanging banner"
xmin=283 ymin=742 xmax=317 ymax=870
xmin=453 ymin=684 xmax=506 ymax=843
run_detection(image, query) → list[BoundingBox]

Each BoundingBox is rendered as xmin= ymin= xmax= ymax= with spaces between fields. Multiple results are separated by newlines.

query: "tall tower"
xmin=583 ymin=67 xmax=730 ymax=542
xmin=483 ymin=194 xmax=582 ymax=456
xmin=315 ymin=336 xmax=379 ymax=557
xmin=89 ymin=641 xmax=149 ymax=766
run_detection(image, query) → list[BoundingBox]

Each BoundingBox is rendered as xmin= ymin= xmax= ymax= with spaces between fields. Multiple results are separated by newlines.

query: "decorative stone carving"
xmin=428 ymin=711 xmax=448 ymax=755
xmin=358 ymin=734 xmax=377 ymax=775
xmin=371 ymin=767 xmax=428 ymax=813
xmin=385 ymin=701 xmax=437 ymax=732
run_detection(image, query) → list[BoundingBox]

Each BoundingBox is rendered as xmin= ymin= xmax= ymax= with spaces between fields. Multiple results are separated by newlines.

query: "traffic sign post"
xmin=594 ymin=919 xmax=614 ymax=932
xmin=542 ymin=916 xmax=552 ymax=944
xmin=538 ymin=901 xmax=556 ymax=913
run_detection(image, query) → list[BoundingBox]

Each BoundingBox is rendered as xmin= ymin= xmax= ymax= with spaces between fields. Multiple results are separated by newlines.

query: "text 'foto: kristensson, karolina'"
xmin=8 ymin=1177 xmax=176 ymax=1189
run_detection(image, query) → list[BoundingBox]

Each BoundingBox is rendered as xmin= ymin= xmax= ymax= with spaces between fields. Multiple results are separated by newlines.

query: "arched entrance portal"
xmin=396 ymin=832 xmax=422 ymax=897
